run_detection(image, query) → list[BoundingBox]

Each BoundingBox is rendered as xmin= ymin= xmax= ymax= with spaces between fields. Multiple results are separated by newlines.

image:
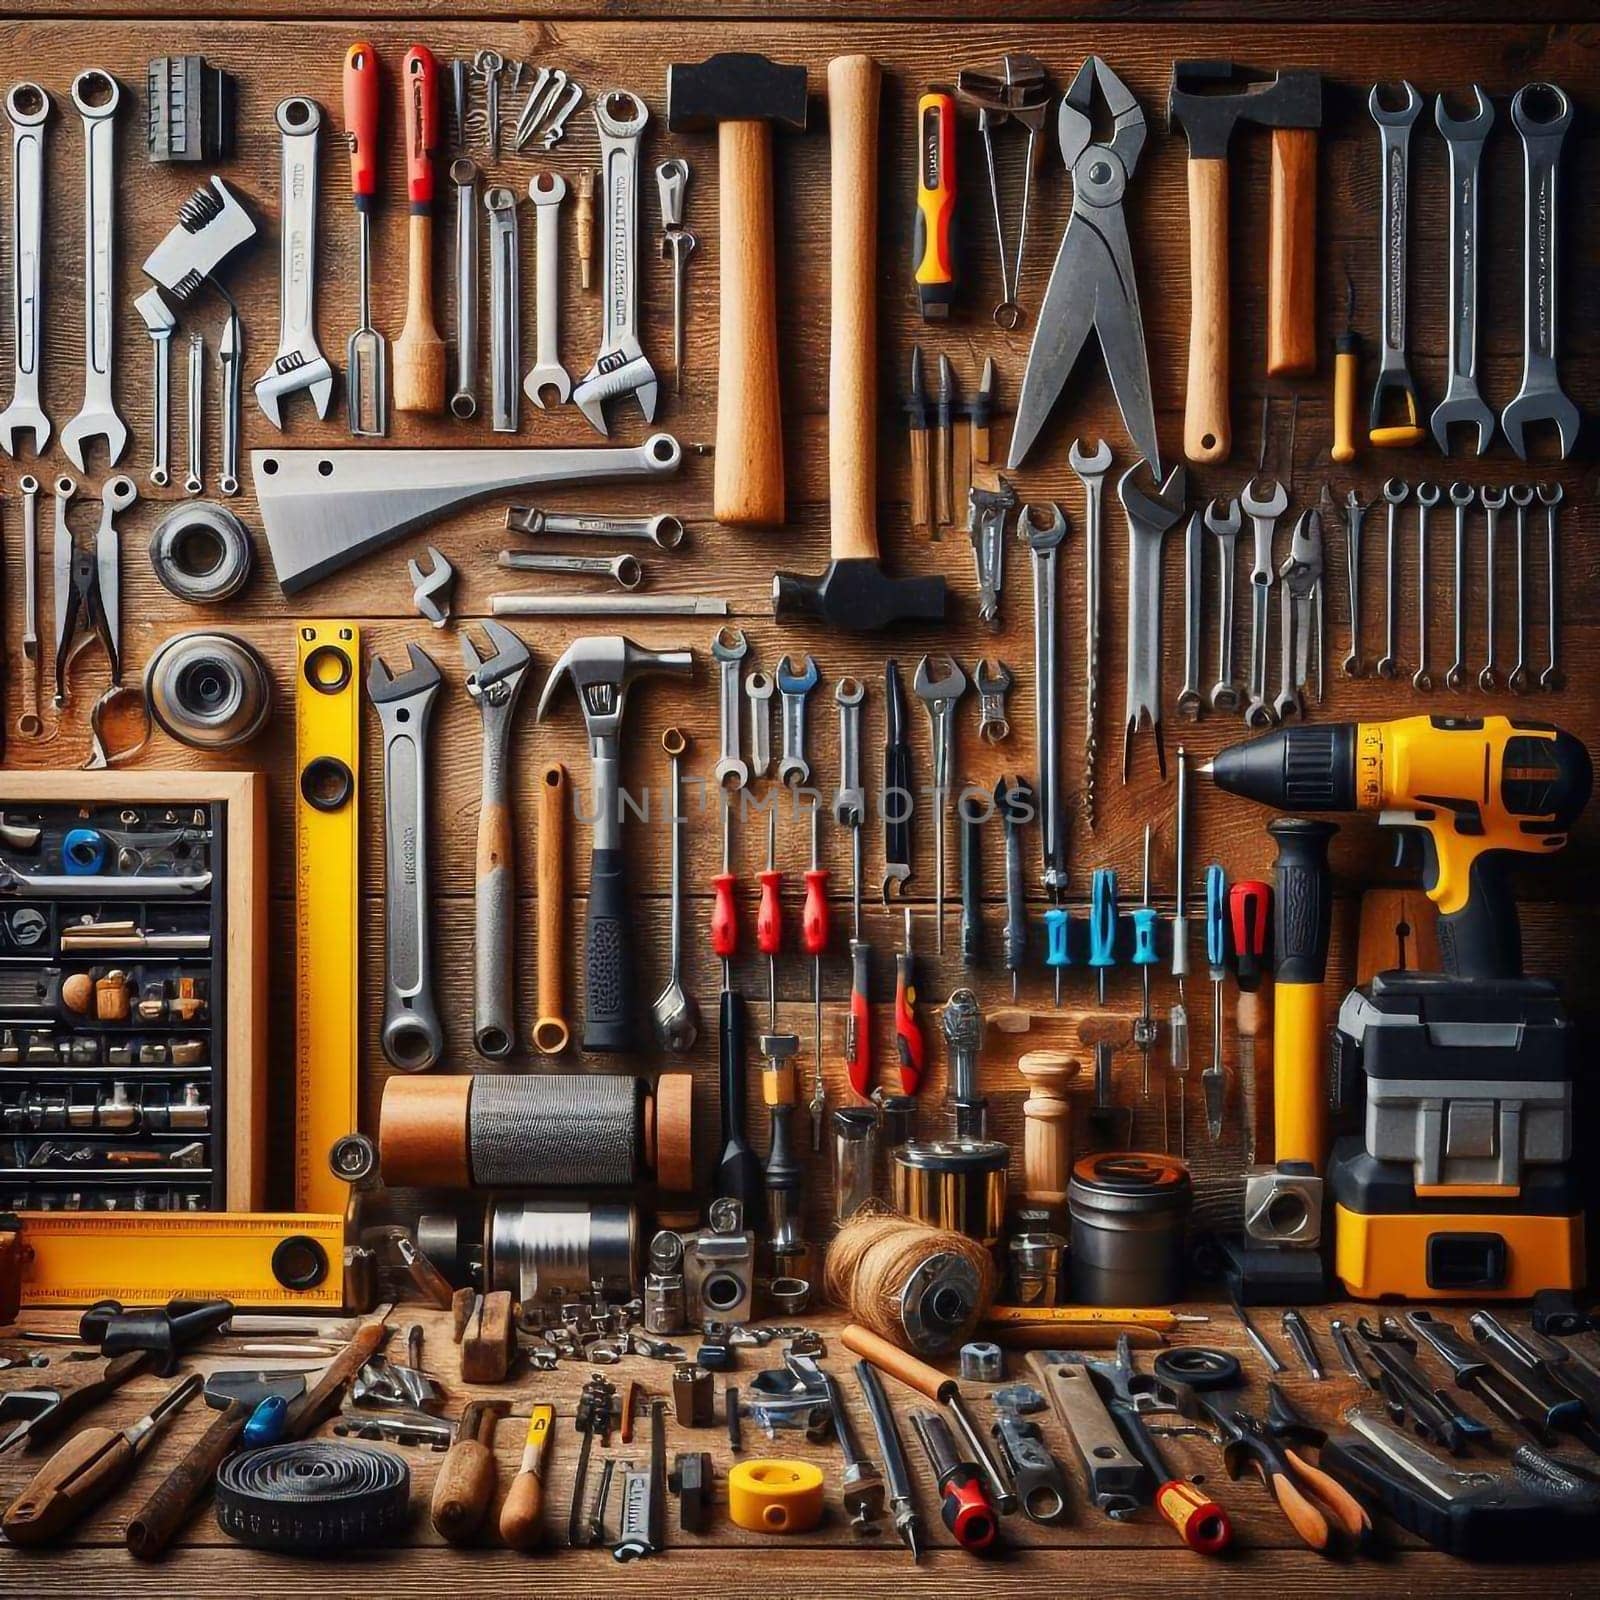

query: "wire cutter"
xmin=1008 ymin=56 xmax=1160 ymax=474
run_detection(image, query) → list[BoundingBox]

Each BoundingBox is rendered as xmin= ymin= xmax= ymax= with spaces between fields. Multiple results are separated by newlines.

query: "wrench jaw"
xmin=254 ymin=353 xmax=335 ymax=431
xmin=1501 ymin=388 xmax=1580 ymax=467
xmin=1430 ymin=394 xmax=1497 ymax=460
xmin=60 ymin=410 xmax=130 ymax=475
xmin=573 ymin=352 xmax=658 ymax=436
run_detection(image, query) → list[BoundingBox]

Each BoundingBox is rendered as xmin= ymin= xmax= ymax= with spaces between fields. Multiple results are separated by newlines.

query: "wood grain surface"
xmin=0 ymin=6 xmax=1597 ymax=1586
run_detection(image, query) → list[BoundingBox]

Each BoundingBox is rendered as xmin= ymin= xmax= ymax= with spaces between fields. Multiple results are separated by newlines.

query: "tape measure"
xmin=295 ymin=623 xmax=361 ymax=1214
xmin=18 ymin=1211 xmax=346 ymax=1308
xmin=216 ymin=1441 xmax=409 ymax=1551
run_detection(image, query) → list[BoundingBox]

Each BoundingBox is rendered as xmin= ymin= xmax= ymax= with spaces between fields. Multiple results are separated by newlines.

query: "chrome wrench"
xmin=1445 ymin=482 xmax=1473 ymax=689
xmin=1342 ymin=489 xmax=1369 ymax=677
xmin=913 ymin=654 xmax=968 ymax=953
xmin=1376 ymin=478 xmax=1407 ymax=680
xmin=1412 ymin=483 xmax=1439 ymax=691
xmin=1367 ymin=82 xmax=1423 ymax=447
xmin=712 ymin=627 xmax=750 ymax=789
xmin=449 ymin=158 xmax=479 ymax=420
xmin=1479 ymin=484 xmax=1506 ymax=692
xmin=218 ymin=307 xmax=242 ymax=496
xmin=1240 ymin=477 xmax=1287 ymax=725
xmin=1538 ymin=483 xmax=1564 ymax=691
xmin=497 ymin=550 xmax=642 ymax=589
xmin=573 ymin=91 xmax=656 ymax=433
xmin=1501 ymin=84 xmax=1577 ymax=461
xmin=132 ymin=287 xmax=174 ymax=488
xmin=370 ymin=644 xmax=444 ymax=1072
xmin=1121 ymin=462 xmax=1187 ymax=778
xmin=61 ymin=71 xmax=128 ymax=471
xmin=1021 ymin=503 xmax=1068 ymax=893
xmin=1069 ymin=439 xmax=1111 ymax=830
xmin=1177 ymin=510 xmax=1203 ymax=720
xmin=485 ymin=186 xmax=520 ymax=433
xmin=1431 ymin=88 xmax=1495 ymax=455
xmin=747 ymin=672 xmax=774 ymax=781
xmin=0 ymin=83 xmax=51 ymax=457
xmin=17 ymin=475 xmax=41 ymax=739
xmin=184 ymin=332 xmax=204 ymax=495
xmin=1205 ymin=497 xmax=1243 ymax=710
xmin=504 ymin=507 xmax=685 ymax=550
xmin=1508 ymin=484 xmax=1534 ymax=693
xmin=255 ymin=98 xmax=333 ymax=427
xmin=525 ymin=171 xmax=572 ymax=407
xmin=776 ymin=654 xmax=820 ymax=789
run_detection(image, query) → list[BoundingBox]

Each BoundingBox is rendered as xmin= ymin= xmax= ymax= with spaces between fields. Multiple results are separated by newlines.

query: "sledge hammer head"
xmin=1167 ymin=62 xmax=1322 ymax=157
xmin=772 ymin=558 xmax=947 ymax=633
xmin=666 ymin=51 xmax=809 ymax=133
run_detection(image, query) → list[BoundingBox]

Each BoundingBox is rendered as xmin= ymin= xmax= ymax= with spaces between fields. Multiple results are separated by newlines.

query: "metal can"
xmin=890 ymin=1137 xmax=1009 ymax=1246
xmin=1066 ymin=1151 xmax=1192 ymax=1306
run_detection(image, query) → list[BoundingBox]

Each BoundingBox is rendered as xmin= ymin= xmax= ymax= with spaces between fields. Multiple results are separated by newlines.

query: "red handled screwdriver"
xmin=802 ymin=806 xmax=831 ymax=1149
xmin=1227 ymin=879 xmax=1273 ymax=1165
xmin=910 ymin=1409 xmax=995 ymax=1552
xmin=894 ymin=905 xmax=926 ymax=1095
xmin=713 ymin=797 xmax=761 ymax=1209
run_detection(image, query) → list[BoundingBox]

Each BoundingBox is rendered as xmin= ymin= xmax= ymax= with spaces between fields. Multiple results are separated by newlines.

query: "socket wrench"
xmin=485 ymin=185 xmax=520 ymax=433
xmin=525 ymin=171 xmax=571 ymax=407
xmin=0 ymin=83 xmax=51 ymax=457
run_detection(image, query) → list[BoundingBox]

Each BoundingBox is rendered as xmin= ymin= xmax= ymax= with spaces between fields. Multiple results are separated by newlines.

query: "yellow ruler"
xmin=295 ymin=623 xmax=362 ymax=1214
xmin=18 ymin=1211 xmax=346 ymax=1308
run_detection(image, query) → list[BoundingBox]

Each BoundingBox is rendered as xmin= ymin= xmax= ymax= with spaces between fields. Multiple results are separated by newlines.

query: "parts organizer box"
xmin=0 ymin=772 xmax=266 ymax=1215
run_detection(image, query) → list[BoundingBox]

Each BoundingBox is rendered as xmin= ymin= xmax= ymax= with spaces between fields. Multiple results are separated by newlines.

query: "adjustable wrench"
xmin=1205 ymin=498 xmax=1243 ymax=710
xmin=132 ymin=288 xmax=174 ymax=488
xmin=1367 ymin=82 xmax=1424 ymax=449
xmin=1341 ymin=489 xmax=1369 ymax=677
xmin=1539 ymin=483 xmax=1564 ymax=692
xmin=525 ymin=171 xmax=572 ymax=408
xmin=1445 ymin=482 xmax=1474 ymax=689
xmin=448 ymin=158 xmax=479 ymax=419
xmin=255 ymin=98 xmax=334 ymax=427
xmin=1122 ymin=462 xmax=1187 ymax=777
xmin=1240 ymin=477 xmax=1287 ymax=725
xmin=370 ymin=645 xmax=444 ymax=1072
xmin=485 ymin=186 xmax=520 ymax=433
xmin=1431 ymin=88 xmax=1495 ymax=456
xmin=746 ymin=672 xmax=774 ymax=780
xmin=712 ymin=627 xmax=750 ymax=789
xmin=1479 ymin=484 xmax=1507 ymax=692
xmin=1507 ymin=485 xmax=1534 ymax=693
xmin=1376 ymin=478 xmax=1407 ymax=680
xmin=61 ymin=71 xmax=128 ymax=471
xmin=1069 ymin=438 xmax=1111 ymax=830
xmin=1177 ymin=510 xmax=1203 ymax=720
xmin=461 ymin=620 xmax=531 ymax=1060
xmin=1501 ymin=84 xmax=1577 ymax=461
xmin=1412 ymin=483 xmax=1439 ymax=691
xmin=574 ymin=91 xmax=657 ymax=433
xmin=776 ymin=654 xmax=820 ymax=788
xmin=0 ymin=84 xmax=51 ymax=458
xmin=1021 ymin=502 xmax=1068 ymax=892
xmin=913 ymin=654 xmax=968 ymax=954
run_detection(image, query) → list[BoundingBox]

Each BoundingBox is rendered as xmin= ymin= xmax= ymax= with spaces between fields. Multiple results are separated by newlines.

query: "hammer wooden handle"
xmin=827 ymin=55 xmax=881 ymax=563
xmin=1267 ymin=127 xmax=1318 ymax=377
xmin=1183 ymin=157 xmax=1230 ymax=464
xmin=715 ymin=122 xmax=785 ymax=527
xmin=842 ymin=1322 xmax=957 ymax=1402
xmin=533 ymin=761 xmax=570 ymax=1055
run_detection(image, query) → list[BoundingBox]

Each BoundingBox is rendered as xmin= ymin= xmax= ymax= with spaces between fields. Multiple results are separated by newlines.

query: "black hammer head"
xmin=772 ymin=559 xmax=947 ymax=632
xmin=1168 ymin=62 xmax=1322 ymax=158
xmin=667 ymin=53 xmax=809 ymax=133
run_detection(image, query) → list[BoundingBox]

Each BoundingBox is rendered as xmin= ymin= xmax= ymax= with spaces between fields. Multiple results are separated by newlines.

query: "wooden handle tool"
xmin=1183 ymin=156 xmax=1230 ymax=463
xmin=1267 ymin=126 xmax=1318 ymax=377
xmin=498 ymin=1403 xmax=555 ymax=1550
xmin=841 ymin=1322 xmax=957 ymax=1402
xmin=394 ymin=44 xmax=445 ymax=412
xmin=430 ymin=1398 xmax=508 ymax=1544
xmin=533 ymin=761 xmax=570 ymax=1055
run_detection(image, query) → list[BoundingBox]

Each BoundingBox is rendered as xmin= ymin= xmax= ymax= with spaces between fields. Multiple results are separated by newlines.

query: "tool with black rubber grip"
xmin=910 ymin=1410 xmax=996 ymax=1551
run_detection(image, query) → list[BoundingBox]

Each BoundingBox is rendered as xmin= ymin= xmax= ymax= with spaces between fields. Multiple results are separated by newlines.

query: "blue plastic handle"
xmin=1089 ymin=868 xmax=1117 ymax=969
xmin=1205 ymin=863 xmax=1227 ymax=972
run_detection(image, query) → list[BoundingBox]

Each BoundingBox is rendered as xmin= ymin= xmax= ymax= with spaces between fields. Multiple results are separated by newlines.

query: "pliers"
xmin=1008 ymin=56 xmax=1160 ymax=474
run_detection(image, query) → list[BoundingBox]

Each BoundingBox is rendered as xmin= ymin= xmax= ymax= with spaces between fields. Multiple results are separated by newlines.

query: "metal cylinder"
xmin=672 ymin=1362 xmax=715 ymax=1427
xmin=1008 ymin=1230 xmax=1067 ymax=1307
xmin=878 ymin=1094 xmax=918 ymax=1151
xmin=1067 ymin=1152 xmax=1192 ymax=1307
xmin=891 ymin=1138 xmax=1009 ymax=1247
xmin=484 ymin=1200 xmax=637 ymax=1305
xmin=832 ymin=1108 xmax=879 ymax=1221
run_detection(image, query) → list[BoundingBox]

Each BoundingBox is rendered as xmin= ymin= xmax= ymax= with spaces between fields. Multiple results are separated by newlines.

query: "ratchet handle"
xmin=402 ymin=45 xmax=439 ymax=206
xmin=342 ymin=42 xmax=380 ymax=203
xmin=584 ymin=844 xmax=634 ymax=1053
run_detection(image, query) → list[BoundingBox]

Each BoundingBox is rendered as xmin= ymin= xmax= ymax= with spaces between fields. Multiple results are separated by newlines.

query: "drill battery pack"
xmin=1329 ymin=971 xmax=1584 ymax=1299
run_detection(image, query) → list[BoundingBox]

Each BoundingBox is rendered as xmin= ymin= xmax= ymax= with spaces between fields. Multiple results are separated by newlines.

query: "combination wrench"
xmin=133 ymin=287 xmax=175 ymax=488
xmin=485 ymin=186 xmax=520 ymax=433
xmin=255 ymin=98 xmax=334 ymax=427
xmin=1021 ymin=503 xmax=1068 ymax=892
xmin=913 ymin=654 xmax=968 ymax=953
xmin=498 ymin=550 xmax=642 ymax=589
xmin=1501 ymin=84 xmax=1577 ymax=461
xmin=525 ymin=171 xmax=572 ymax=408
xmin=1479 ymin=484 xmax=1506 ymax=692
xmin=1445 ymin=482 xmax=1474 ymax=690
xmin=1376 ymin=479 xmax=1407 ymax=680
xmin=573 ymin=91 xmax=657 ymax=433
xmin=1121 ymin=462 xmax=1187 ymax=776
xmin=1205 ymin=498 xmax=1243 ymax=711
xmin=1507 ymin=484 xmax=1534 ymax=693
xmin=1240 ymin=476 xmax=1288 ymax=725
xmin=1341 ymin=488 xmax=1369 ymax=677
xmin=1068 ymin=439 xmax=1110 ymax=830
xmin=61 ymin=71 xmax=129 ymax=471
xmin=776 ymin=655 xmax=819 ymax=789
xmin=1367 ymin=82 xmax=1424 ymax=449
xmin=504 ymin=507 xmax=685 ymax=550
xmin=746 ymin=672 xmax=774 ymax=779
xmin=370 ymin=644 xmax=445 ymax=1072
xmin=1412 ymin=483 xmax=1439 ymax=691
xmin=1538 ymin=483 xmax=1564 ymax=692
xmin=1431 ymin=87 xmax=1495 ymax=455
xmin=449 ymin=158 xmax=479 ymax=419
xmin=712 ymin=627 xmax=750 ymax=789
xmin=0 ymin=83 xmax=51 ymax=458
xmin=1177 ymin=510 xmax=1203 ymax=720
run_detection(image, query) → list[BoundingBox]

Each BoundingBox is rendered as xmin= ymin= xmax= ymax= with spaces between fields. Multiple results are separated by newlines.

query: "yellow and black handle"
xmin=911 ymin=88 xmax=957 ymax=320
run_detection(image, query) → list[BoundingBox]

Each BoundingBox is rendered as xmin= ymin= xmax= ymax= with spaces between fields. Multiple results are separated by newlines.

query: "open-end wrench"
xmin=1431 ymin=88 xmax=1495 ymax=456
xmin=61 ymin=71 xmax=128 ymax=471
xmin=1240 ymin=477 xmax=1287 ymax=725
xmin=132 ymin=288 xmax=174 ymax=487
xmin=1376 ymin=479 xmax=1407 ymax=679
xmin=573 ymin=91 xmax=657 ymax=433
xmin=1501 ymin=84 xmax=1577 ymax=461
xmin=0 ymin=84 xmax=52 ymax=458
xmin=1445 ymin=481 xmax=1474 ymax=689
xmin=1341 ymin=488 xmax=1369 ymax=676
xmin=712 ymin=627 xmax=750 ymax=789
xmin=485 ymin=186 xmax=520 ymax=433
xmin=476 ymin=50 xmax=504 ymax=161
xmin=1508 ymin=485 xmax=1535 ymax=693
xmin=1538 ymin=483 xmax=1564 ymax=691
xmin=525 ymin=171 xmax=572 ymax=408
xmin=913 ymin=654 xmax=968 ymax=953
xmin=1069 ymin=439 xmax=1111 ymax=830
xmin=1367 ymin=82 xmax=1425 ymax=449
xmin=17 ymin=476 xmax=41 ymax=739
xmin=1121 ymin=461 xmax=1187 ymax=776
xmin=184 ymin=333 xmax=204 ymax=495
xmin=461 ymin=620 xmax=531 ymax=1059
xmin=505 ymin=507 xmax=686 ymax=550
xmin=449 ymin=158 xmax=479 ymax=419
xmin=1479 ymin=484 xmax=1506 ymax=692
xmin=370 ymin=644 xmax=444 ymax=1072
xmin=1205 ymin=498 xmax=1242 ymax=710
xmin=747 ymin=672 xmax=774 ymax=780
xmin=776 ymin=654 xmax=820 ymax=788
xmin=255 ymin=98 xmax=333 ymax=428
xmin=497 ymin=550 xmax=642 ymax=589
xmin=1412 ymin=483 xmax=1439 ymax=691
xmin=1177 ymin=510 xmax=1203 ymax=721
xmin=1020 ymin=502 xmax=1068 ymax=891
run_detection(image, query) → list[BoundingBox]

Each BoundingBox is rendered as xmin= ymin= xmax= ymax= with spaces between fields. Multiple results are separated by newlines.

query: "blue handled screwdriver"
xmin=1089 ymin=866 xmax=1117 ymax=1005
xmin=1131 ymin=824 xmax=1159 ymax=1095
xmin=1203 ymin=863 xmax=1228 ymax=1142
xmin=1044 ymin=902 xmax=1070 ymax=1007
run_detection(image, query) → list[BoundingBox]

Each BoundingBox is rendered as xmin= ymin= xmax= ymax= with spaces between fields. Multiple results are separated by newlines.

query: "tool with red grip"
xmin=910 ymin=1409 xmax=996 ymax=1551
xmin=802 ymin=805 xmax=831 ymax=1147
xmin=713 ymin=797 xmax=761 ymax=1211
xmin=757 ymin=808 xmax=783 ymax=1024
xmin=1228 ymin=879 xmax=1272 ymax=992
xmin=893 ymin=905 xmax=926 ymax=1094
xmin=394 ymin=44 xmax=445 ymax=413
xmin=341 ymin=42 xmax=387 ymax=436
xmin=912 ymin=88 xmax=957 ymax=321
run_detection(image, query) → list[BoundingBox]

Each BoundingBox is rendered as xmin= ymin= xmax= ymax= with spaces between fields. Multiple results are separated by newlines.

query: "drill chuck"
xmin=1207 ymin=724 xmax=1357 ymax=811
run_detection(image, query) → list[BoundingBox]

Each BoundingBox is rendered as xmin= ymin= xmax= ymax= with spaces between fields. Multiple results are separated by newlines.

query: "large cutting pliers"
xmin=1008 ymin=57 xmax=1160 ymax=474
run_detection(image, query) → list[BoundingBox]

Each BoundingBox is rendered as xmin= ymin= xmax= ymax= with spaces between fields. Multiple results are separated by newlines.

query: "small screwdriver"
xmin=1228 ymin=878 xmax=1273 ymax=1167
xmin=803 ymin=805 xmax=830 ymax=1150
xmin=911 ymin=87 xmax=957 ymax=321
xmin=909 ymin=1409 xmax=996 ymax=1552
xmin=1044 ymin=902 xmax=1070 ymax=1007
xmin=1131 ymin=825 xmax=1159 ymax=1095
xmin=1089 ymin=865 xmax=1117 ymax=1005
xmin=1202 ymin=863 xmax=1228 ymax=1143
xmin=894 ymin=905 xmax=927 ymax=1095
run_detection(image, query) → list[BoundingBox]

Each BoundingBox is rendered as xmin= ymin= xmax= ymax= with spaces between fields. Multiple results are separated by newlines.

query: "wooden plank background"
xmin=1 ymin=7 xmax=1598 ymax=1586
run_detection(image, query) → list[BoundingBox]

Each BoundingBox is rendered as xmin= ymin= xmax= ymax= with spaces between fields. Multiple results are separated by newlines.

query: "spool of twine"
xmin=822 ymin=1205 xmax=997 ymax=1347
